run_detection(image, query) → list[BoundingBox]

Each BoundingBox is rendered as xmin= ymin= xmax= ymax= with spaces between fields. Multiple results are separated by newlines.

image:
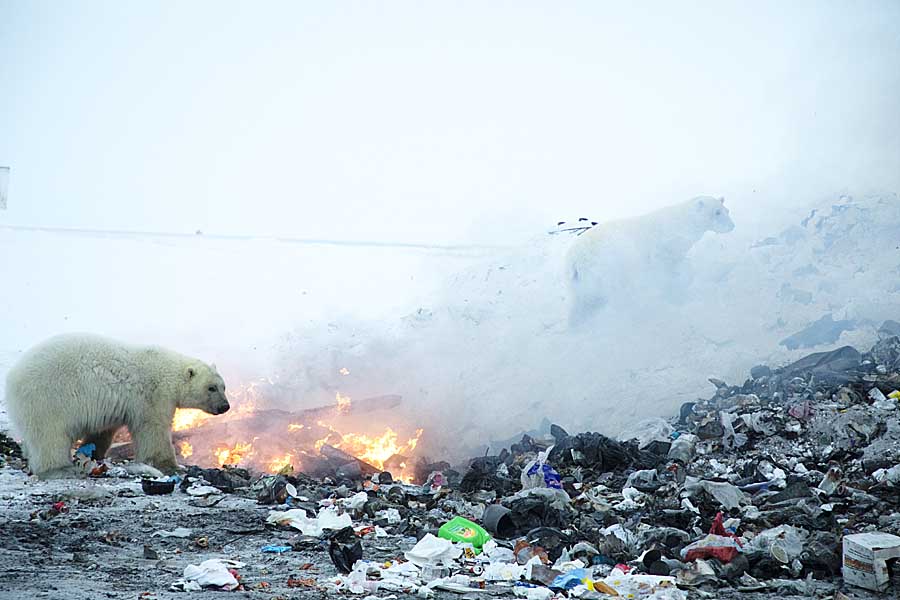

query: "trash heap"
xmin=6 ymin=324 xmax=900 ymax=598
xmin=244 ymin=325 xmax=900 ymax=598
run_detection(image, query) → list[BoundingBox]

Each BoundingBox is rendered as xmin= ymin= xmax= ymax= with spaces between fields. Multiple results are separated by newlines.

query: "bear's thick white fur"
xmin=566 ymin=196 xmax=734 ymax=323
xmin=4 ymin=333 xmax=229 ymax=478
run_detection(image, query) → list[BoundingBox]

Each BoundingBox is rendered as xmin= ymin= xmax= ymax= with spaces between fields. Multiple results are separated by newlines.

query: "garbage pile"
xmin=243 ymin=326 xmax=900 ymax=598
xmin=6 ymin=326 xmax=900 ymax=598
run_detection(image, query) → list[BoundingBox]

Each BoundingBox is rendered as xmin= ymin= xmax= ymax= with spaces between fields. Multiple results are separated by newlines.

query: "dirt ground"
xmin=0 ymin=465 xmax=411 ymax=600
xmin=0 ymin=463 xmax=886 ymax=600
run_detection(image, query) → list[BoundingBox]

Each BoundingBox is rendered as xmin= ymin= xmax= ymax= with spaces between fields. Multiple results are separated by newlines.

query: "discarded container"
xmin=482 ymin=504 xmax=516 ymax=539
xmin=142 ymin=478 xmax=176 ymax=495
xmin=438 ymin=516 xmax=491 ymax=552
xmin=842 ymin=532 xmax=900 ymax=592
xmin=746 ymin=525 xmax=805 ymax=565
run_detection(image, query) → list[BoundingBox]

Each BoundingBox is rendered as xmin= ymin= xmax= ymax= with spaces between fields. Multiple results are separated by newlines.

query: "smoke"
xmin=1 ymin=3 xmax=899 ymax=464
xmin=266 ymin=192 xmax=900 ymax=460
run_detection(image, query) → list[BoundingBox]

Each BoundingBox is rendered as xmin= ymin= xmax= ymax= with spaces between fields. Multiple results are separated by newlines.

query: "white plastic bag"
xmin=404 ymin=534 xmax=462 ymax=567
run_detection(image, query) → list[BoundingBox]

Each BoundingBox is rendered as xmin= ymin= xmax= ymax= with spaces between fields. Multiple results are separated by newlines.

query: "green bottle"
xmin=438 ymin=516 xmax=492 ymax=553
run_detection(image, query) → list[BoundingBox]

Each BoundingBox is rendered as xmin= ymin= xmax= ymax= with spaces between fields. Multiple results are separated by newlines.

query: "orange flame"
xmin=179 ymin=441 xmax=193 ymax=458
xmin=318 ymin=426 xmax=423 ymax=471
xmin=172 ymin=409 xmax=211 ymax=431
xmin=268 ymin=454 xmax=294 ymax=473
xmin=215 ymin=441 xmax=254 ymax=467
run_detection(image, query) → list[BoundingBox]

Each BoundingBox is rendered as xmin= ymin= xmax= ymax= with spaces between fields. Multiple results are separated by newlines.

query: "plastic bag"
xmin=684 ymin=477 xmax=746 ymax=510
xmin=625 ymin=469 xmax=659 ymax=489
xmin=680 ymin=534 xmax=743 ymax=563
xmin=720 ymin=412 xmax=748 ymax=449
xmin=744 ymin=525 xmax=805 ymax=563
xmin=181 ymin=559 xmax=244 ymax=590
xmin=329 ymin=526 xmax=363 ymax=574
xmin=404 ymin=533 xmax=462 ymax=567
xmin=266 ymin=506 xmax=352 ymax=536
xmin=521 ymin=447 xmax=561 ymax=490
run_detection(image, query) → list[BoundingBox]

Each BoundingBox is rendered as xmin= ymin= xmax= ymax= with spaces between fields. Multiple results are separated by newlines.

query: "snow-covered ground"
xmin=2 ymin=192 xmax=899 ymax=460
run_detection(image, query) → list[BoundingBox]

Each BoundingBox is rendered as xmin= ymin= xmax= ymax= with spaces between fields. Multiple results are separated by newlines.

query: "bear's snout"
xmin=213 ymin=401 xmax=230 ymax=415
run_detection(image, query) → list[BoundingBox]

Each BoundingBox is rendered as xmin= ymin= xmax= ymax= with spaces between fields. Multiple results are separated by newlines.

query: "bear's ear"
xmin=696 ymin=198 xmax=705 ymax=210
xmin=187 ymin=367 xmax=195 ymax=380
xmin=211 ymin=363 xmax=217 ymax=372
xmin=718 ymin=196 xmax=725 ymax=204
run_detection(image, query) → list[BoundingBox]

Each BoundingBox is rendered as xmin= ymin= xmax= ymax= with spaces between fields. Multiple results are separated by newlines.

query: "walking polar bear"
xmin=566 ymin=196 xmax=734 ymax=324
xmin=4 ymin=334 xmax=230 ymax=478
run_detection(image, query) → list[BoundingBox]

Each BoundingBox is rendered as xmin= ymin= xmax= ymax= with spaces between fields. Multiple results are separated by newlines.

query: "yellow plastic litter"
xmin=889 ymin=390 xmax=900 ymax=400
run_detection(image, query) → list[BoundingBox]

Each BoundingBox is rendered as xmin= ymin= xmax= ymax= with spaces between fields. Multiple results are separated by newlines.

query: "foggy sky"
xmin=2 ymin=1 xmax=898 ymax=245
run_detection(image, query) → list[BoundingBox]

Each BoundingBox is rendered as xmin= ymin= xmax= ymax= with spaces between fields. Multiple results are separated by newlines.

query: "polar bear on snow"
xmin=4 ymin=333 xmax=230 ymax=479
xmin=566 ymin=196 xmax=734 ymax=324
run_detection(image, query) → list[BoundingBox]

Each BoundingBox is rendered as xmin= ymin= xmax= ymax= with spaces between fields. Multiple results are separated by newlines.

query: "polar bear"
xmin=4 ymin=333 xmax=230 ymax=478
xmin=566 ymin=196 xmax=734 ymax=324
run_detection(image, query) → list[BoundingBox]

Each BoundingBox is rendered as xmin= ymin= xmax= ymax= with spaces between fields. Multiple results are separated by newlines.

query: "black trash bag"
xmin=328 ymin=526 xmax=363 ymax=574
xmin=526 ymin=527 xmax=570 ymax=562
xmin=780 ymin=345 xmax=862 ymax=383
xmin=549 ymin=432 xmax=646 ymax=472
xmin=459 ymin=456 xmax=518 ymax=494
xmin=801 ymin=531 xmax=842 ymax=576
xmin=503 ymin=492 xmax=575 ymax=535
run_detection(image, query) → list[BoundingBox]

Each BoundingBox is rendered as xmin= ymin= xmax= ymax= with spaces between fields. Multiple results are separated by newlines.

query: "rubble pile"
xmin=4 ymin=329 xmax=900 ymax=598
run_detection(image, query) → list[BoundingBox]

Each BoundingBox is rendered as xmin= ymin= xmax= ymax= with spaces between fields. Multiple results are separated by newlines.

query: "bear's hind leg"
xmin=24 ymin=427 xmax=77 ymax=479
xmin=82 ymin=428 xmax=119 ymax=460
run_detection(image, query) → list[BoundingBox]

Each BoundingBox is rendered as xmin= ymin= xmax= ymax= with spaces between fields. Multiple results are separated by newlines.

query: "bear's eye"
xmin=715 ymin=210 xmax=722 ymax=215
xmin=208 ymin=385 xmax=217 ymax=393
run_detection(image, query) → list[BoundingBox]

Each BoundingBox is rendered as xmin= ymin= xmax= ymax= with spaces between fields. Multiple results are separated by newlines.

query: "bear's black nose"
xmin=216 ymin=402 xmax=230 ymax=415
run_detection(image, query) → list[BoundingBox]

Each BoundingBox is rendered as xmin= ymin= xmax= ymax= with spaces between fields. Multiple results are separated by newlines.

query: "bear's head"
xmin=693 ymin=196 xmax=734 ymax=234
xmin=180 ymin=362 xmax=230 ymax=415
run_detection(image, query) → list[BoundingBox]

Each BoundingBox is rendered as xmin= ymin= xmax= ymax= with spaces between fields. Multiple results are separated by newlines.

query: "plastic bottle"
xmin=438 ymin=517 xmax=492 ymax=552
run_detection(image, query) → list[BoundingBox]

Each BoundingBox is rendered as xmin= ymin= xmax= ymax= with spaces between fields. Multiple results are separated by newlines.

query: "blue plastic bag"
xmin=526 ymin=463 xmax=562 ymax=489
